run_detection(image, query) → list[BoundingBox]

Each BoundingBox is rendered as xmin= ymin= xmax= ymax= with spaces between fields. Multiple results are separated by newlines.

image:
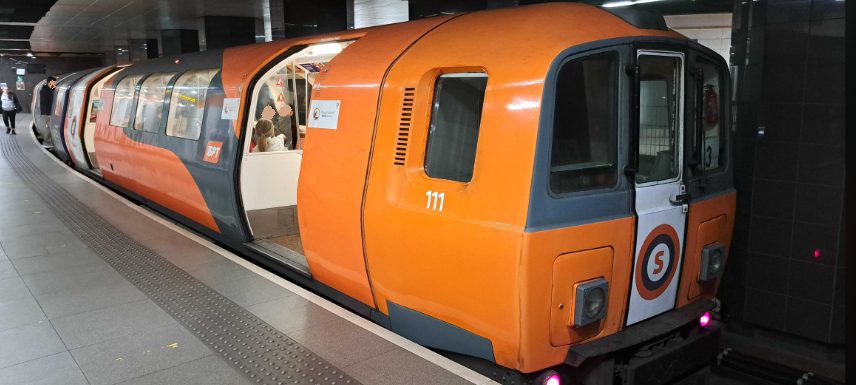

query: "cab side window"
xmin=166 ymin=69 xmax=219 ymax=140
xmin=134 ymin=72 xmax=176 ymax=133
xmin=110 ymin=75 xmax=143 ymax=128
xmin=696 ymin=57 xmax=725 ymax=172
xmin=549 ymin=52 xmax=618 ymax=195
xmin=424 ymin=73 xmax=488 ymax=183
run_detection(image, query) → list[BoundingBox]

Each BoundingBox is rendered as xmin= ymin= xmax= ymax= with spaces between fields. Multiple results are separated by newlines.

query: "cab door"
xmin=626 ymin=50 xmax=687 ymax=326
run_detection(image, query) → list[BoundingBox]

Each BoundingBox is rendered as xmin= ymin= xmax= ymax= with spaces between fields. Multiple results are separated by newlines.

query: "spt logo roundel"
xmin=635 ymin=224 xmax=680 ymax=300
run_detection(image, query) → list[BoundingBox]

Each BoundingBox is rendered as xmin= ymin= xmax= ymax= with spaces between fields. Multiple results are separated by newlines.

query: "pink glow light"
xmin=700 ymin=312 xmax=711 ymax=327
xmin=545 ymin=374 xmax=561 ymax=385
xmin=814 ymin=250 xmax=820 ymax=258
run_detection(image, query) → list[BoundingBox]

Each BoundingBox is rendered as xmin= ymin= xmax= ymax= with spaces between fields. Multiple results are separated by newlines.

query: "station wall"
xmin=0 ymin=55 xmax=104 ymax=114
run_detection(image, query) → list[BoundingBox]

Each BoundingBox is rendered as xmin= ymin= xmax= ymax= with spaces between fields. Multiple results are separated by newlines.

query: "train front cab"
xmin=359 ymin=5 xmax=735 ymax=383
xmin=518 ymin=38 xmax=735 ymax=381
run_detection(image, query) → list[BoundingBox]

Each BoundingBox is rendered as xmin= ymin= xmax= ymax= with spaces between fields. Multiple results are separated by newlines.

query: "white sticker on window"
xmin=307 ymin=100 xmax=340 ymax=130
xmin=221 ymin=98 xmax=240 ymax=120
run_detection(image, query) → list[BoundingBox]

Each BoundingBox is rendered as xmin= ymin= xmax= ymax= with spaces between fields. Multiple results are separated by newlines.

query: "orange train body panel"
xmin=550 ymin=248 xmax=615 ymax=346
xmin=283 ymin=17 xmax=456 ymax=307
xmin=93 ymin=75 xmax=222 ymax=234
xmin=217 ymin=20 xmax=454 ymax=307
xmin=364 ymin=3 xmax=683 ymax=372
xmin=519 ymin=218 xmax=635 ymax=372
xmin=676 ymin=191 xmax=736 ymax=307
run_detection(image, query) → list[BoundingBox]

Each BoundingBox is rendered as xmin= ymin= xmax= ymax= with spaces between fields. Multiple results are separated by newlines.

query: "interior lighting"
xmin=602 ymin=0 xmax=663 ymax=7
xmin=306 ymin=43 xmax=342 ymax=57
xmin=26 ymin=53 xmax=34 ymax=57
xmin=602 ymin=1 xmax=635 ymax=7
xmin=700 ymin=312 xmax=711 ymax=327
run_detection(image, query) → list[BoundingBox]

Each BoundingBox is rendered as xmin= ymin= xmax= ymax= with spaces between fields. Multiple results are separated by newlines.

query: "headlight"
xmin=573 ymin=278 xmax=609 ymax=327
xmin=699 ymin=243 xmax=726 ymax=282
xmin=708 ymin=250 xmax=723 ymax=276
xmin=584 ymin=288 xmax=606 ymax=319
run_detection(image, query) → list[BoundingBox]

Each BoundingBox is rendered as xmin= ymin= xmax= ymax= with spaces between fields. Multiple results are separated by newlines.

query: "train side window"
xmin=424 ymin=73 xmax=488 ymax=183
xmin=166 ymin=69 xmax=219 ymax=140
xmin=695 ymin=56 xmax=725 ymax=173
xmin=134 ymin=72 xmax=176 ymax=133
xmin=549 ymin=52 xmax=618 ymax=195
xmin=109 ymin=75 xmax=143 ymax=128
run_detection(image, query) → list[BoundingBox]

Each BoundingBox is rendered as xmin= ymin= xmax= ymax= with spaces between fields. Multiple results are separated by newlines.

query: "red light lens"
xmin=545 ymin=374 xmax=561 ymax=385
xmin=700 ymin=312 xmax=711 ymax=327
xmin=814 ymin=250 xmax=820 ymax=258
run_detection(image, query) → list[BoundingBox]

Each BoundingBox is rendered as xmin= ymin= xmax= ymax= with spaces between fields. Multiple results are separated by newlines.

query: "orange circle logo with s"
xmin=635 ymin=224 xmax=680 ymax=300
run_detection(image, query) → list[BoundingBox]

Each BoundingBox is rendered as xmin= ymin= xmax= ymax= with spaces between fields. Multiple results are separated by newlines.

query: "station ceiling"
xmin=1 ymin=0 xmax=733 ymax=56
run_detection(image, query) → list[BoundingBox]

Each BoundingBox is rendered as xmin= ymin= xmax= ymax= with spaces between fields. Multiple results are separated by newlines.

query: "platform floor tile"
xmin=0 ymin=352 xmax=89 ymax=385
xmin=0 ymin=322 xmax=67 ymax=369
xmin=118 ymin=355 xmax=250 ymax=385
xmin=70 ymin=323 xmax=214 ymax=385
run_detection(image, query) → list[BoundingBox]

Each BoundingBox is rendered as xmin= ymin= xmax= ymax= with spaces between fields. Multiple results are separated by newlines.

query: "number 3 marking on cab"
xmin=425 ymin=191 xmax=444 ymax=211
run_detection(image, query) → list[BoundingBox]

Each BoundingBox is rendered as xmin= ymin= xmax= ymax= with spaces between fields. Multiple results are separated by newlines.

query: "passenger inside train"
xmin=251 ymin=118 xmax=287 ymax=152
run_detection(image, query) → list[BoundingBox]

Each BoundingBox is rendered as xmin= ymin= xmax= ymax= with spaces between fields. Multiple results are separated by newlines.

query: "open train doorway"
xmin=239 ymin=41 xmax=355 ymax=274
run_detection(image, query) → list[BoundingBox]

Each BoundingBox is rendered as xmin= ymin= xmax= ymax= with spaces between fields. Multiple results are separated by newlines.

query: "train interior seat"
xmin=240 ymin=41 xmax=353 ymax=265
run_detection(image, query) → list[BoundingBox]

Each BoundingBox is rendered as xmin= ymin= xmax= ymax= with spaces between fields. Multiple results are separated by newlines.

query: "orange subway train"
xmin=32 ymin=3 xmax=736 ymax=384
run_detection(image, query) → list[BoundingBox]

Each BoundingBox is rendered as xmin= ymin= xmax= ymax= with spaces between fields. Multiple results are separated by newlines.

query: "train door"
xmin=238 ymin=41 xmax=353 ymax=269
xmin=66 ymin=68 xmax=108 ymax=167
xmin=80 ymin=69 xmax=118 ymax=169
xmin=626 ymin=50 xmax=687 ymax=326
xmin=49 ymin=80 xmax=70 ymax=149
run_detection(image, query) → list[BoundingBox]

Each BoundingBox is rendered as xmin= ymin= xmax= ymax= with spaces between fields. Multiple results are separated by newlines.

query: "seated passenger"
xmin=251 ymin=119 xmax=287 ymax=153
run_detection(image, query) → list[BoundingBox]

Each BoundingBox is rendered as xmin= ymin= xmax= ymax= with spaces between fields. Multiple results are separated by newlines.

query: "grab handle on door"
xmin=669 ymin=193 xmax=689 ymax=206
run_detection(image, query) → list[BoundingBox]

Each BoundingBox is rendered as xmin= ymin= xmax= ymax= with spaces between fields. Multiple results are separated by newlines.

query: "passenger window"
xmin=549 ymin=52 xmax=618 ymax=195
xmin=696 ymin=57 xmax=725 ymax=172
xmin=134 ymin=72 xmax=176 ymax=133
xmin=166 ymin=69 xmax=219 ymax=140
xmin=424 ymin=73 xmax=488 ymax=183
xmin=109 ymin=75 xmax=143 ymax=128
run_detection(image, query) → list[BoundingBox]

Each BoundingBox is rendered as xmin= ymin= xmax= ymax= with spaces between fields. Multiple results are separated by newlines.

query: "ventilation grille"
xmin=394 ymin=88 xmax=415 ymax=166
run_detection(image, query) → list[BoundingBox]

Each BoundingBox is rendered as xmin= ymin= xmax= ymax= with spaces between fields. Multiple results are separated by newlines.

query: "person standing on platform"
xmin=1 ymin=87 xmax=23 ymax=135
xmin=40 ymin=77 xmax=57 ymax=144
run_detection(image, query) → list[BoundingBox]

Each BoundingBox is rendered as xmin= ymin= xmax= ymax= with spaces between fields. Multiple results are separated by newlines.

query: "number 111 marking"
xmin=425 ymin=191 xmax=444 ymax=211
